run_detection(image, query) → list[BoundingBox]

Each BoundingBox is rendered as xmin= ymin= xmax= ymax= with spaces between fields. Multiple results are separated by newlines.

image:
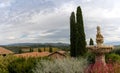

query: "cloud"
xmin=72 ymin=0 xmax=120 ymax=44
xmin=0 ymin=0 xmax=119 ymax=45
xmin=0 ymin=0 xmax=14 ymax=8
xmin=0 ymin=0 xmax=76 ymax=44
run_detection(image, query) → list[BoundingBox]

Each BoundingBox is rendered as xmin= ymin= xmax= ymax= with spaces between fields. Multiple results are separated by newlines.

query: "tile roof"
xmin=48 ymin=51 xmax=66 ymax=57
xmin=57 ymin=51 xmax=66 ymax=54
xmin=15 ymin=52 xmax=51 ymax=57
xmin=0 ymin=47 xmax=13 ymax=55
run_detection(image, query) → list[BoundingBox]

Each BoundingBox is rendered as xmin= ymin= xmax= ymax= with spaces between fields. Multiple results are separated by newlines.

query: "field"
xmin=3 ymin=45 xmax=69 ymax=54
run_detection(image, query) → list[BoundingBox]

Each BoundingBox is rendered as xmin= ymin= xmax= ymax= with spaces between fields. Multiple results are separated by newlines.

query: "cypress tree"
xmin=76 ymin=6 xmax=87 ymax=56
xmin=30 ymin=48 xmax=33 ymax=52
xmin=38 ymin=48 xmax=42 ymax=52
xmin=70 ymin=12 xmax=76 ymax=57
xmin=44 ymin=47 xmax=46 ymax=51
xmin=89 ymin=38 xmax=94 ymax=45
xmin=19 ymin=49 xmax=22 ymax=54
xmin=49 ymin=46 xmax=53 ymax=53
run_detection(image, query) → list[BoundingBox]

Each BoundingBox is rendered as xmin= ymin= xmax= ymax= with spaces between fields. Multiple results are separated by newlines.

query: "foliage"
xmin=86 ymin=53 xmax=120 ymax=64
xmin=0 ymin=55 xmax=50 ymax=73
xmin=106 ymin=53 xmax=120 ymax=63
xmin=38 ymin=48 xmax=42 ymax=52
xmin=76 ymin=6 xmax=87 ymax=56
xmin=7 ymin=57 xmax=37 ymax=73
xmin=0 ymin=55 xmax=17 ymax=73
xmin=38 ymin=47 xmax=58 ymax=52
xmin=0 ymin=53 xmax=120 ymax=73
xmin=33 ymin=58 xmax=88 ymax=73
xmin=49 ymin=46 xmax=53 ymax=53
xmin=30 ymin=48 xmax=33 ymax=52
xmin=86 ymin=62 xmax=112 ymax=73
xmin=19 ymin=49 xmax=23 ymax=54
xmin=85 ymin=53 xmax=120 ymax=73
xmin=86 ymin=53 xmax=95 ymax=64
xmin=70 ymin=6 xmax=87 ymax=57
xmin=44 ymin=47 xmax=46 ymax=51
xmin=89 ymin=38 xmax=94 ymax=45
xmin=70 ymin=12 xmax=76 ymax=57
xmin=110 ymin=48 xmax=120 ymax=55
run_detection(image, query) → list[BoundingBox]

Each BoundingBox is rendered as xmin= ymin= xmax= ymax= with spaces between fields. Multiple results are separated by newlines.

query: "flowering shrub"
xmin=113 ymin=62 xmax=120 ymax=73
xmin=85 ymin=53 xmax=120 ymax=73
xmin=33 ymin=58 xmax=88 ymax=73
xmin=0 ymin=55 xmax=17 ymax=73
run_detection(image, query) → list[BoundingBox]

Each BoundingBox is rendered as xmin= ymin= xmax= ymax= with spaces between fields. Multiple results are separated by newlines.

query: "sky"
xmin=0 ymin=0 xmax=120 ymax=45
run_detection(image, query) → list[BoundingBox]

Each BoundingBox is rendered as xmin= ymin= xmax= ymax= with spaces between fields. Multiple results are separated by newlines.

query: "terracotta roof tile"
xmin=57 ymin=51 xmax=66 ymax=54
xmin=15 ymin=52 xmax=51 ymax=57
xmin=0 ymin=47 xmax=13 ymax=55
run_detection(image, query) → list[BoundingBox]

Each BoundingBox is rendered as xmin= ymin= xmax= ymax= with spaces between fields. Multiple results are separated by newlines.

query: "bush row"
xmin=0 ymin=55 xmax=50 ymax=73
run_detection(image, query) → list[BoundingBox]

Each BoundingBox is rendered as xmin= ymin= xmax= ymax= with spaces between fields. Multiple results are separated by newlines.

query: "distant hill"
xmin=105 ymin=42 xmax=120 ymax=45
xmin=114 ymin=45 xmax=120 ymax=49
xmin=2 ymin=43 xmax=70 ymax=53
xmin=5 ymin=43 xmax=69 ymax=47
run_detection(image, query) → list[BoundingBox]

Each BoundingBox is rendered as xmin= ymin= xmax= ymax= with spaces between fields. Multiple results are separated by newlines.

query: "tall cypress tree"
xmin=30 ymin=48 xmax=33 ymax=52
xmin=38 ymin=48 xmax=42 ymax=52
xmin=70 ymin=12 xmax=76 ymax=57
xmin=49 ymin=46 xmax=53 ymax=53
xmin=44 ymin=46 xmax=46 ymax=51
xmin=89 ymin=38 xmax=94 ymax=45
xmin=76 ymin=6 xmax=87 ymax=56
xmin=19 ymin=49 xmax=22 ymax=54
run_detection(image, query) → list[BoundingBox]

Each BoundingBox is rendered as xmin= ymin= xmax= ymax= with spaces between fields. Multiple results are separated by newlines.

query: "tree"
xmin=70 ymin=12 xmax=76 ymax=57
xmin=89 ymin=38 xmax=94 ymax=45
xmin=30 ymin=48 xmax=33 ymax=52
xmin=19 ymin=49 xmax=22 ymax=54
xmin=76 ymin=6 xmax=87 ymax=56
xmin=38 ymin=48 xmax=42 ymax=52
xmin=44 ymin=47 xmax=46 ymax=52
xmin=49 ymin=46 xmax=53 ymax=53
xmin=70 ymin=6 xmax=87 ymax=57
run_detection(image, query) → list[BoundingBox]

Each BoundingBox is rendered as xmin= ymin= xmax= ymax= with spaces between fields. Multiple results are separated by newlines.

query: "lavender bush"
xmin=33 ymin=58 xmax=88 ymax=73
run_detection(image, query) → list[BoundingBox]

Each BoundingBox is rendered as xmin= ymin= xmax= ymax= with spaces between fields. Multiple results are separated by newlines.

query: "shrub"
xmin=85 ymin=53 xmax=95 ymax=64
xmin=8 ymin=57 xmax=37 ymax=73
xmin=7 ymin=56 xmax=51 ymax=73
xmin=110 ymin=48 xmax=120 ymax=55
xmin=33 ymin=58 xmax=88 ymax=73
xmin=106 ymin=53 xmax=120 ymax=63
xmin=0 ymin=55 xmax=17 ymax=73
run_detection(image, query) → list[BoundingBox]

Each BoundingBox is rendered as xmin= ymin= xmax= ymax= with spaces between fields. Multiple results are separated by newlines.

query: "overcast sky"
xmin=0 ymin=0 xmax=120 ymax=45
